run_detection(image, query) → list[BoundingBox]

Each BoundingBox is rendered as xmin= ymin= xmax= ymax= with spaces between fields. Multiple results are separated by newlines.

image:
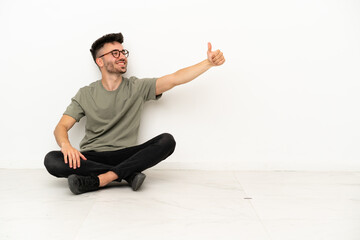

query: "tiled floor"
xmin=1 ymin=169 xmax=359 ymax=240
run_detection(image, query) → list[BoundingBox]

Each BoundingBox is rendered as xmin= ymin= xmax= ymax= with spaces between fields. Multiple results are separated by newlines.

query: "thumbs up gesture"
xmin=207 ymin=42 xmax=225 ymax=66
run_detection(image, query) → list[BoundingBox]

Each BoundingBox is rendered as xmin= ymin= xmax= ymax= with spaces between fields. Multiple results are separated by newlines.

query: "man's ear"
xmin=96 ymin=58 xmax=103 ymax=67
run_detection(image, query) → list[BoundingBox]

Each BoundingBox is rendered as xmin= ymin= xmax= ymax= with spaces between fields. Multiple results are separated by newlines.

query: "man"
xmin=44 ymin=32 xmax=225 ymax=194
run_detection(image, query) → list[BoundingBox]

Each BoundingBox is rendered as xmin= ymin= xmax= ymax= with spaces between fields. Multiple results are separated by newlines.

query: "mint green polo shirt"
xmin=64 ymin=76 xmax=161 ymax=152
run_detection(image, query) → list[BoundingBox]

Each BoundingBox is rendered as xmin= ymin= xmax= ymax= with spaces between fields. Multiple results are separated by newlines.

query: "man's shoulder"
xmin=72 ymin=80 xmax=99 ymax=101
xmin=125 ymin=76 xmax=143 ymax=88
xmin=127 ymin=76 xmax=139 ymax=82
xmin=78 ymin=80 xmax=100 ymax=92
xmin=127 ymin=76 xmax=157 ymax=85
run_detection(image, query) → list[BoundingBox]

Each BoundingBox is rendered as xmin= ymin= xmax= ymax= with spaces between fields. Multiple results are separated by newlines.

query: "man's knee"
xmin=159 ymin=133 xmax=176 ymax=156
xmin=44 ymin=151 xmax=64 ymax=177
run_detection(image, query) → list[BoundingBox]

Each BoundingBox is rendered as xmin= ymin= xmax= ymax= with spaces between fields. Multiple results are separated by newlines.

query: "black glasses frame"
xmin=98 ymin=49 xmax=129 ymax=59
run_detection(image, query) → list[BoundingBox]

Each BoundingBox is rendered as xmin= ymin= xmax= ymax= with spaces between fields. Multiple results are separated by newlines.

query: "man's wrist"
xmin=205 ymin=59 xmax=214 ymax=67
xmin=60 ymin=142 xmax=71 ymax=148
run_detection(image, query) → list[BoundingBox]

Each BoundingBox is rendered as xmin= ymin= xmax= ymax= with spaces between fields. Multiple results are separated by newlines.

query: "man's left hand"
xmin=207 ymin=42 xmax=225 ymax=66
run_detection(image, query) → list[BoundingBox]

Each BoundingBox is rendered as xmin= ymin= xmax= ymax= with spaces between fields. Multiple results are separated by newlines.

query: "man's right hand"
xmin=61 ymin=143 xmax=87 ymax=169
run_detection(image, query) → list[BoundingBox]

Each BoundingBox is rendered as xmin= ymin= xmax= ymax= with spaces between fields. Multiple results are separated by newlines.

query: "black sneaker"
xmin=68 ymin=174 xmax=100 ymax=195
xmin=125 ymin=172 xmax=146 ymax=191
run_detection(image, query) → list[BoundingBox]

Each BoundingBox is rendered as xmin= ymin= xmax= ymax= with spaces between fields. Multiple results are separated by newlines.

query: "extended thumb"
xmin=207 ymin=42 xmax=212 ymax=52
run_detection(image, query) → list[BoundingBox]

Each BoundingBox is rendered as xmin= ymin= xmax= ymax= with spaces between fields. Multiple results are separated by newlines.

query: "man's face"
xmin=97 ymin=42 xmax=128 ymax=74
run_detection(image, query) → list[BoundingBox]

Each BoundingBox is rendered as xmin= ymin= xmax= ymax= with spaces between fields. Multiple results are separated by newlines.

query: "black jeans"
xmin=44 ymin=133 xmax=176 ymax=181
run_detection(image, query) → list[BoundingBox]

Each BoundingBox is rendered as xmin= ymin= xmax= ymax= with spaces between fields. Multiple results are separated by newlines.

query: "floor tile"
xmin=0 ymin=169 xmax=359 ymax=240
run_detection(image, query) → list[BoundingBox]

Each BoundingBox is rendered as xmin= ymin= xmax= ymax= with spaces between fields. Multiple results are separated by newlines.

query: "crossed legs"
xmin=44 ymin=133 xmax=176 ymax=193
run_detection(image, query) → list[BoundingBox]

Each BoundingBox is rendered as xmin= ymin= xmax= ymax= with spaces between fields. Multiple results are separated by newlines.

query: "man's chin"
xmin=106 ymin=70 xmax=127 ymax=75
xmin=110 ymin=66 xmax=127 ymax=74
xmin=118 ymin=66 xmax=127 ymax=74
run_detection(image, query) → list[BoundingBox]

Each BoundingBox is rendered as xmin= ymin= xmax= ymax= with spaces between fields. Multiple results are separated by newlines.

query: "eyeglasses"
xmin=98 ymin=49 xmax=129 ymax=59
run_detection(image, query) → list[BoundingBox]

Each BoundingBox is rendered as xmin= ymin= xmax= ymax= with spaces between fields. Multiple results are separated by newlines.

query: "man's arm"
xmin=156 ymin=42 xmax=225 ymax=95
xmin=54 ymin=115 xmax=87 ymax=169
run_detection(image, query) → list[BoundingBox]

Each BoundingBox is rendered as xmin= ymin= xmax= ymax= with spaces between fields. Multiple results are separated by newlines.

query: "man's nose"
xmin=117 ymin=55 xmax=126 ymax=61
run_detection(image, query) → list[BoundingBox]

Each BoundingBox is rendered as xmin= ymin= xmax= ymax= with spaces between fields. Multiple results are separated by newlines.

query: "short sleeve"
xmin=134 ymin=77 xmax=162 ymax=101
xmin=63 ymin=90 xmax=85 ymax=122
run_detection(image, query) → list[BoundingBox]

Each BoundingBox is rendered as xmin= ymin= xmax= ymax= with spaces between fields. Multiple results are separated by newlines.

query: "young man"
xmin=44 ymin=32 xmax=225 ymax=194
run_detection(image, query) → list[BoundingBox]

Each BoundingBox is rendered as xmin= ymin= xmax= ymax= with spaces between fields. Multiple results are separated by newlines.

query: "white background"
xmin=0 ymin=0 xmax=359 ymax=170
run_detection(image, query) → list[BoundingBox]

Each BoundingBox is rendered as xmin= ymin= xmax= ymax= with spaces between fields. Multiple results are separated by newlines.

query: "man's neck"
xmin=101 ymin=73 xmax=123 ymax=91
